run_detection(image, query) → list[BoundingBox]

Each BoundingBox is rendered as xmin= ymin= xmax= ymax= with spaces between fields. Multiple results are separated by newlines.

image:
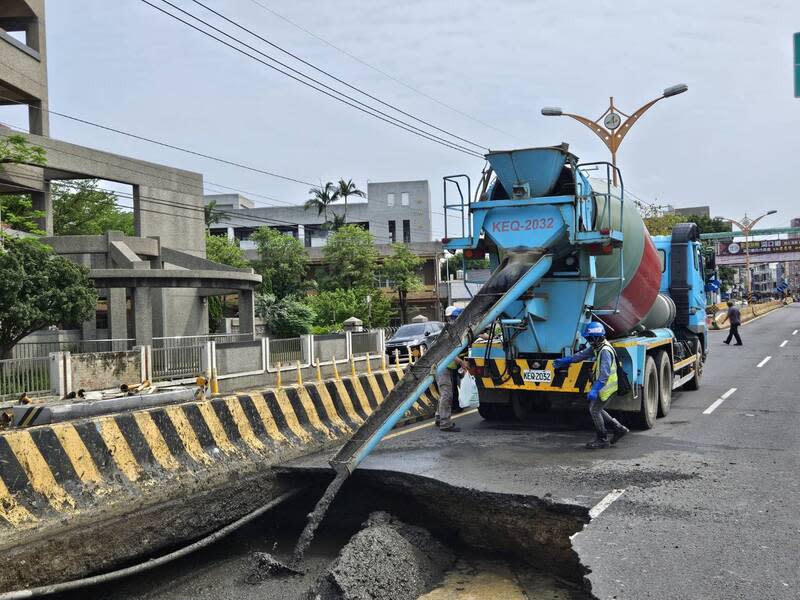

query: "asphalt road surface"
xmin=349 ymin=303 xmax=800 ymax=599
xmin=59 ymin=305 xmax=799 ymax=600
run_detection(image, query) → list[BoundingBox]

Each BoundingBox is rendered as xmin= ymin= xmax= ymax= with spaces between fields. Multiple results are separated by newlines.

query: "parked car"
xmin=385 ymin=322 xmax=444 ymax=360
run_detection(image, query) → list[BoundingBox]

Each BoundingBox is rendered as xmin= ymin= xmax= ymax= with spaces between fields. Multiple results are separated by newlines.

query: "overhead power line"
xmin=243 ymin=0 xmax=523 ymax=143
xmin=189 ymin=0 xmax=486 ymax=152
xmin=140 ymin=0 xmax=485 ymax=159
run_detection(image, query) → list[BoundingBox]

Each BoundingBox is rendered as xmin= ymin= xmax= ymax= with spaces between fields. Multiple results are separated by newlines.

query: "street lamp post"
xmin=541 ymin=84 xmax=688 ymax=186
xmin=724 ymin=210 xmax=778 ymax=301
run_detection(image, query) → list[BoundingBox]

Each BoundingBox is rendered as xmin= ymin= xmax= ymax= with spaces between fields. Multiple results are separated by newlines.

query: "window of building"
xmin=387 ymin=193 xmax=395 ymax=207
xmin=401 ymin=192 xmax=410 ymax=206
xmin=388 ymin=220 xmax=396 ymax=243
xmin=403 ymin=219 xmax=411 ymax=243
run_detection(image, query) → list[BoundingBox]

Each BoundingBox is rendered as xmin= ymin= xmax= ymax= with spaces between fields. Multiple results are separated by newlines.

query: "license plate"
xmin=522 ymin=369 xmax=552 ymax=383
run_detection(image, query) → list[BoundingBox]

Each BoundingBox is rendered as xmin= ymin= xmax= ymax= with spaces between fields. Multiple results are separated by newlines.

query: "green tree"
xmin=383 ymin=243 xmax=423 ymax=324
xmin=440 ymin=253 xmax=490 ymax=280
xmin=52 ymin=180 xmax=134 ymax=236
xmin=0 ymin=135 xmax=46 ymax=234
xmin=333 ymin=178 xmax=365 ymax=221
xmin=304 ymin=182 xmax=337 ymax=225
xmin=205 ymin=234 xmax=249 ymax=332
xmin=321 ymin=224 xmax=378 ymax=290
xmin=307 ymin=287 xmax=392 ymax=329
xmin=204 ymin=199 xmax=223 ymax=228
xmin=250 ymin=226 xmax=309 ymax=299
xmin=0 ymin=195 xmax=45 ymax=234
xmin=643 ymin=213 xmax=685 ymax=236
xmin=0 ymin=237 xmax=97 ymax=359
xmin=255 ymin=293 xmax=315 ymax=338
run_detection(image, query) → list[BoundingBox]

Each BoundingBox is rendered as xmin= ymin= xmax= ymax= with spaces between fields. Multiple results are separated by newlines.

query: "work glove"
xmin=587 ymin=381 xmax=604 ymax=402
xmin=553 ymin=358 xmax=571 ymax=370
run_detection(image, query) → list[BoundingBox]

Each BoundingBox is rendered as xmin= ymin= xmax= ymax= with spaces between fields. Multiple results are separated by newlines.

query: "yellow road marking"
xmin=50 ymin=423 xmax=103 ymax=484
xmin=384 ymin=408 xmax=478 ymax=440
xmin=133 ymin=412 xmax=180 ymax=471
xmin=164 ymin=405 xmax=212 ymax=465
xmin=99 ymin=417 xmax=142 ymax=482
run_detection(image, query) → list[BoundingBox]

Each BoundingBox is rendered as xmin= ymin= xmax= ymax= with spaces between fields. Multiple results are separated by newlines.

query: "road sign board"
xmin=795 ymin=33 xmax=800 ymax=97
xmin=715 ymin=238 xmax=800 ymax=266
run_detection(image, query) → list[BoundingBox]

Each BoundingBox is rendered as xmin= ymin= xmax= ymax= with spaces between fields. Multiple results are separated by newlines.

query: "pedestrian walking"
xmin=721 ymin=300 xmax=742 ymax=346
xmin=553 ymin=322 xmax=629 ymax=449
xmin=435 ymin=306 xmax=467 ymax=432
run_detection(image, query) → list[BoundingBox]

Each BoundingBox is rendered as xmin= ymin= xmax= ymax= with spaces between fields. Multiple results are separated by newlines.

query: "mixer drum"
xmin=590 ymin=179 xmax=663 ymax=337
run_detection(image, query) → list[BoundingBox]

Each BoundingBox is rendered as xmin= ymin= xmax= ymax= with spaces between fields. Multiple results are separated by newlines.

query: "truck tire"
xmin=682 ymin=352 xmax=703 ymax=391
xmin=655 ymin=350 xmax=672 ymax=417
xmin=478 ymin=402 xmax=514 ymax=421
xmin=632 ymin=355 xmax=658 ymax=429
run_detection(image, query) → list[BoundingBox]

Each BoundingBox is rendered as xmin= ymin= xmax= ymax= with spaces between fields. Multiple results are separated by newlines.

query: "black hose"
xmin=0 ymin=488 xmax=303 ymax=599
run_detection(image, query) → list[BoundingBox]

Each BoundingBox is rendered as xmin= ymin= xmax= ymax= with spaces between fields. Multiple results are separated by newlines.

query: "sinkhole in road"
xmin=70 ymin=470 xmax=598 ymax=600
xmin=250 ymin=469 xmax=596 ymax=600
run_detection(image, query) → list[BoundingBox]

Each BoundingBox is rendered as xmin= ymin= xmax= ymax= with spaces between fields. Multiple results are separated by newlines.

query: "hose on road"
xmin=0 ymin=488 xmax=304 ymax=599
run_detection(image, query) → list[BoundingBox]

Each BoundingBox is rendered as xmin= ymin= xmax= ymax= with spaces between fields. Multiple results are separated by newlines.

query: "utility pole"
xmin=541 ymin=84 xmax=688 ymax=186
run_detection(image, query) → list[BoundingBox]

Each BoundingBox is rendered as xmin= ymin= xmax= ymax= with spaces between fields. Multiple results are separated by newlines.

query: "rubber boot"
xmin=586 ymin=432 xmax=610 ymax=449
xmin=610 ymin=424 xmax=629 ymax=445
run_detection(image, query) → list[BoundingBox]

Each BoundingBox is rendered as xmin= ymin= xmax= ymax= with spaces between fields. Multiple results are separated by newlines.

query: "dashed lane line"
xmin=780 ymin=340 xmax=788 ymax=348
xmin=589 ymin=489 xmax=626 ymax=519
xmin=757 ymin=356 xmax=772 ymax=368
xmin=793 ymin=330 xmax=798 ymax=336
xmin=383 ymin=408 xmax=479 ymax=440
xmin=703 ymin=387 xmax=737 ymax=415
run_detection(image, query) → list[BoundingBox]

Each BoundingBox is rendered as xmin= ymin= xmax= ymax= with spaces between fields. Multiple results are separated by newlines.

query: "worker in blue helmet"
xmin=553 ymin=322 xmax=629 ymax=449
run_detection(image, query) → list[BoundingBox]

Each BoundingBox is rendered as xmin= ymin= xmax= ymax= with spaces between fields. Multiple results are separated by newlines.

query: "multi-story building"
xmin=207 ymin=180 xmax=433 ymax=249
xmin=788 ymin=217 xmax=800 ymax=292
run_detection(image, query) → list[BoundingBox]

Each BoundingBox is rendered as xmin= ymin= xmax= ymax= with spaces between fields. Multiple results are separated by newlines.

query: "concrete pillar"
xmin=108 ymin=288 xmax=128 ymax=341
xmin=32 ymin=181 xmax=52 ymax=235
xmin=133 ymin=287 xmax=153 ymax=346
xmin=237 ymin=290 xmax=255 ymax=340
xmin=227 ymin=226 xmax=235 ymax=241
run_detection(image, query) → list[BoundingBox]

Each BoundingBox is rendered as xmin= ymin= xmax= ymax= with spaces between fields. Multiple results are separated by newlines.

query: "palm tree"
xmin=305 ymin=182 xmax=336 ymax=224
xmin=333 ymin=179 xmax=366 ymax=222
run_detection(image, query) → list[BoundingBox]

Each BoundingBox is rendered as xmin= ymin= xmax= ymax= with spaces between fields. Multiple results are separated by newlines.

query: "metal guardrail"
xmin=153 ymin=333 xmax=251 ymax=349
xmin=152 ymin=346 xmax=202 ymax=382
xmin=0 ymin=356 xmax=50 ymax=399
xmin=12 ymin=338 xmax=135 ymax=359
xmin=269 ymin=337 xmax=302 ymax=366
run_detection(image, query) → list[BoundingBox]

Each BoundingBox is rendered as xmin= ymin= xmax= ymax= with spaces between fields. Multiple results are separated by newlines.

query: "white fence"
xmin=13 ymin=338 xmax=135 ymax=359
xmin=0 ymin=356 xmax=51 ymax=400
xmin=152 ymin=345 xmax=204 ymax=382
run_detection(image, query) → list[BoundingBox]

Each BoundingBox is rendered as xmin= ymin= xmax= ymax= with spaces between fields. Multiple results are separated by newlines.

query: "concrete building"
xmin=788 ymin=217 xmax=800 ymax=292
xmin=207 ymin=179 xmax=433 ymax=248
xmin=0 ymin=1 xmax=259 ymax=345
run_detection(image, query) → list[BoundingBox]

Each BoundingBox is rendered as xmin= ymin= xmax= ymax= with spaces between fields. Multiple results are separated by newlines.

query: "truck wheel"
xmin=682 ymin=352 xmax=703 ymax=391
xmin=478 ymin=403 xmax=514 ymax=421
xmin=655 ymin=351 xmax=672 ymax=417
xmin=632 ymin=355 xmax=658 ymax=429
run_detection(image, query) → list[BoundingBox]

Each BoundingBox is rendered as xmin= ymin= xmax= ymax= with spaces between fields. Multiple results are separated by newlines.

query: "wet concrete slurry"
xmin=48 ymin=305 xmax=800 ymax=599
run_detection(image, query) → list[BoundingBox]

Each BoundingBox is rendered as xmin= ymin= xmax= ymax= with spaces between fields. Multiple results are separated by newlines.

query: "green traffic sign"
xmin=795 ymin=32 xmax=800 ymax=97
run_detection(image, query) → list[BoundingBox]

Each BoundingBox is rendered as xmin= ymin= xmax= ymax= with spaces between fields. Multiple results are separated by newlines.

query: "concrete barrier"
xmin=0 ymin=366 xmax=437 ymax=589
xmin=709 ymin=299 xmax=787 ymax=330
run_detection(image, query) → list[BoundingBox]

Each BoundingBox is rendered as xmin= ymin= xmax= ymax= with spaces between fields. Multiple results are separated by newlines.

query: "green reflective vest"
xmin=592 ymin=342 xmax=618 ymax=402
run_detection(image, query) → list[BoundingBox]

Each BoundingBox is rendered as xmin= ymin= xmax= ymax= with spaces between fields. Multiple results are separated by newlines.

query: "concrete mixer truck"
xmin=329 ymin=143 xmax=708 ymax=476
xmin=289 ymin=144 xmax=709 ymax=560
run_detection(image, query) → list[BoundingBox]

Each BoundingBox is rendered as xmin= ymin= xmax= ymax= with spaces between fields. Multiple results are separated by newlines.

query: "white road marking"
xmin=703 ymin=387 xmax=737 ymax=415
xmin=757 ymin=356 xmax=771 ymax=368
xmin=780 ymin=340 xmax=788 ymax=348
xmin=793 ymin=330 xmax=798 ymax=336
xmin=383 ymin=408 xmax=478 ymax=440
xmin=589 ymin=489 xmax=626 ymax=519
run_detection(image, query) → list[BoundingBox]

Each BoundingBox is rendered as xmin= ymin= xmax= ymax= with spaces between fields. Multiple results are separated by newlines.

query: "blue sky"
xmin=7 ymin=0 xmax=799 ymax=236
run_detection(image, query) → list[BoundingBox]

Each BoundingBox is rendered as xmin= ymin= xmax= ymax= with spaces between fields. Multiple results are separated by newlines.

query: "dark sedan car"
xmin=385 ymin=322 xmax=444 ymax=361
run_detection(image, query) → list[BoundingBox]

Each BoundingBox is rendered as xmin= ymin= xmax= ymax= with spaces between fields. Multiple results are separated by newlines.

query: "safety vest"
xmin=592 ymin=342 xmax=618 ymax=402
